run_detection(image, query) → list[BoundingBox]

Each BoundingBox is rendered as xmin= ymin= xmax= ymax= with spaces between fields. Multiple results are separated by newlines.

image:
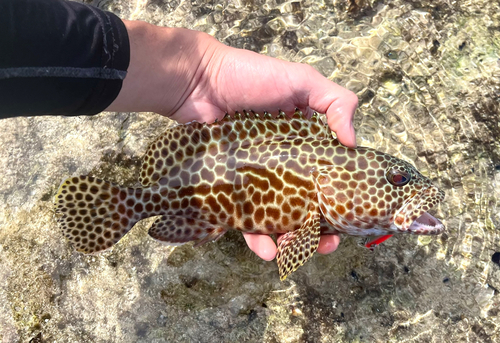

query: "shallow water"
xmin=0 ymin=0 xmax=499 ymax=342
xmin=128 ymin=0 xmax=500 ymax=320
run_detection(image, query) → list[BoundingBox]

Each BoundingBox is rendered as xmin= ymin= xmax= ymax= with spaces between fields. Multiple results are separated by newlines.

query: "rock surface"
xmin=1 ymin=0 xmax=500 ymax=342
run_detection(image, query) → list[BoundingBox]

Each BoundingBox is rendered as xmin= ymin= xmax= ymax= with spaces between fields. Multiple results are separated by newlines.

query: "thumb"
xmin=325 ymin=90 xmax=358 ymax=148
xmin=300 ymin=66 xmax=358 ymax=148
xmin=327 ymin=105 xmax=357 ymax=148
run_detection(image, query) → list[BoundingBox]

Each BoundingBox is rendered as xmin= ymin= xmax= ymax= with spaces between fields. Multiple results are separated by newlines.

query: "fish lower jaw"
xmin=407 ymin=212 xmax=445 ymax=235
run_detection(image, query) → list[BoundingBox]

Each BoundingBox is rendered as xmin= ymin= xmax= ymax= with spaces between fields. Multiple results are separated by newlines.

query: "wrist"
xmin=106 ymin=20 xmax=220 ymax=116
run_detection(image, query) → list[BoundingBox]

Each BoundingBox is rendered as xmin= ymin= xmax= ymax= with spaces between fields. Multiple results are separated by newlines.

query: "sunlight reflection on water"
xmin=100 ymin=0 xmax=500 ymax=339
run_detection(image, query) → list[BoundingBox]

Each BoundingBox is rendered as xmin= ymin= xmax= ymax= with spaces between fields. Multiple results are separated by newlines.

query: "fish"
xmin=54 ymin=109 xmax=445 ymax=280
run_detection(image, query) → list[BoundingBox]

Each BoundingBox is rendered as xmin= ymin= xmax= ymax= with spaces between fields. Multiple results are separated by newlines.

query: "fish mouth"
xmin=394 ymin=186 xmax=445 ymax=235
xmin=407 ymin=211 xmax=445 ymax=235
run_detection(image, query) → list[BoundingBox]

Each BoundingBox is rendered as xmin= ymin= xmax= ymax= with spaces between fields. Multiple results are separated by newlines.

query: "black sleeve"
xmin=0 ymin=0 xmax=130 ymax=118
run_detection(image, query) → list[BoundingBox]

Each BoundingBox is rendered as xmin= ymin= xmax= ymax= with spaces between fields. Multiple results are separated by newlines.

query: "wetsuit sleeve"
xmin=0 ymin=0 xmax=130 ymax=118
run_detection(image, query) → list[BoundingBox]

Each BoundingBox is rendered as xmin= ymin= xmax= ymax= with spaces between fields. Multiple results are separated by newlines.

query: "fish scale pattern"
xmin=137 ymin=111 xmax=334 ymax=236
xmin=55 ymin=110 xmax=445 ymax=278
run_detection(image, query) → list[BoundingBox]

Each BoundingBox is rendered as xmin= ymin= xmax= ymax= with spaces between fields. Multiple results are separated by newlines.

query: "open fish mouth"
xmin=393 ymin=185 xmax=445 ymax=235
xmin=408 ymin=211 xmax=445 ymax=235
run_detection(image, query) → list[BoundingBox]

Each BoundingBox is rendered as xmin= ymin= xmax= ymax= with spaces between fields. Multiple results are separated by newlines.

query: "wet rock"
xmin=1 ymin=0 xmax=500 ymax=342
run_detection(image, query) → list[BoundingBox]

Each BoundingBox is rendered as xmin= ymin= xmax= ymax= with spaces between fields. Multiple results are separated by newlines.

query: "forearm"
xmin=106 ymin=20 xmax=223 ymax=117
xmin=0 ymin=0 xmax=222 ymax=119
xmin=0 ymin=0 xmax=129 ymax=118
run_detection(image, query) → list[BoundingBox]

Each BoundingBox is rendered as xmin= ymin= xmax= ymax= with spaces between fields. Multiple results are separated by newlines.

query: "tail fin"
xmin=54 ymin=176 xmax=140 ymax=254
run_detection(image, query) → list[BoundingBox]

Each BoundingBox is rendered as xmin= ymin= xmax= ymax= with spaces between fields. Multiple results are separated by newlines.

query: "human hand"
xmin=110 ymin=21 xmax=358 ymax=149
xmin=193 ymin=38 xmax=356 ymax=261
xmin=168 ymin=41 xmax=358 ymax=149
xmin=109 ymin=22 xmax=357 ymax=261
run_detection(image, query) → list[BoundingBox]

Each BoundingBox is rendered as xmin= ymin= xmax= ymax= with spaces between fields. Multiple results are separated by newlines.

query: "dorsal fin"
xmin=216 ymin=109 xmax=309 ymax=124
xmin=139 ymin=109 xmax=333 ymax=187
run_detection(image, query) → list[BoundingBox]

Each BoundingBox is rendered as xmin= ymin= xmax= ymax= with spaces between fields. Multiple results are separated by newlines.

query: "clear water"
xmin=0 ymin=0 xmax=499 ymax=341
xmin=134 ymin=0 xmax=500 ymax=308
xmin=111 ymin=0 xmax=500 ymax=339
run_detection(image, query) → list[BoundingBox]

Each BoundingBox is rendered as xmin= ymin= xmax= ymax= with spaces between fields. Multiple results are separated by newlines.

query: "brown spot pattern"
xmin=55 ymin=110 xmax=445 ymax=279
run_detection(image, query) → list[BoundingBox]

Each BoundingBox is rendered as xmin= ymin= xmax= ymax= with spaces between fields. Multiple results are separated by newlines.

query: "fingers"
xmin=326 ymin=91 xmax=358 ymax=148
xmin=242 ymin=233 xmax=277 ymax=261
xmin=277 ymin=233 xmax=340 ymax=255
xmin=244 ymin=232 xmax=340 ymax=261
xmin=316 ymin=234 xmax=341 ymax=254
xmin=296 ymin=65 xmax=358 ymax=148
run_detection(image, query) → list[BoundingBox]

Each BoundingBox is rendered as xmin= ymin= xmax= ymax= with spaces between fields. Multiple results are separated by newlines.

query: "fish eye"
xmin=386 ymin=168 xmax=411 ymax=186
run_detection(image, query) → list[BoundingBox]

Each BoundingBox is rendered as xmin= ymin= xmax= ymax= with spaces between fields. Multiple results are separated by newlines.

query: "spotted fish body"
xmin=55 ymin=110 xmax=445 ymax=280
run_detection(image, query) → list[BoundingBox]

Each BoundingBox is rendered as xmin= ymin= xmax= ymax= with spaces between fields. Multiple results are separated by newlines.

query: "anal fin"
xmin=148 ymin=215 xmax=226 ymax=246
xmin=277 ymin=205 xmax=321 ymax=281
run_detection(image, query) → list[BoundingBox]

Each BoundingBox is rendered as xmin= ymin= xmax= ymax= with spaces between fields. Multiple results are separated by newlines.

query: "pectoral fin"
xmin=276 ymin=205 xmax=321 ymax=281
